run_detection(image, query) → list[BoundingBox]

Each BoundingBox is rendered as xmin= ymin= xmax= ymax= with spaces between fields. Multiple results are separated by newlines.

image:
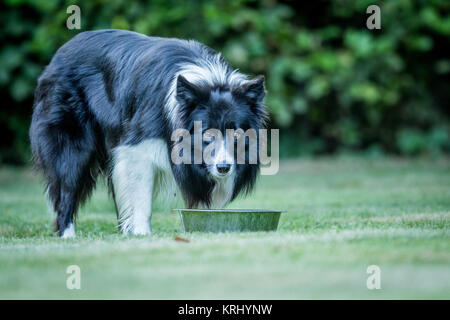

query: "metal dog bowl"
xmin=174 ymin=209 xmax=283 ymax=233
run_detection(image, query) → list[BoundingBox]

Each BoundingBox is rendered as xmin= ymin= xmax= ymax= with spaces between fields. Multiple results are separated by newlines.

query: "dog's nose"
xmin=216 ymin=163 xmax=231 ymax=174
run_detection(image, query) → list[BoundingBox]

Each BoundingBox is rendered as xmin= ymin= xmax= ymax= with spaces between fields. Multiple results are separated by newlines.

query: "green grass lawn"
xmin=0 ymin=157 xmax=449 ymax=299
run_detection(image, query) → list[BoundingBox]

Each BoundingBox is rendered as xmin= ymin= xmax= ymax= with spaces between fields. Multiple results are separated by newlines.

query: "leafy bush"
xmin=1 ymin=0 xmax=449 ymax=163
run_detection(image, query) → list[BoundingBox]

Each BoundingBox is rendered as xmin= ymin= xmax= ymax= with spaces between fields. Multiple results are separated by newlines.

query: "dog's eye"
xmin=203 ymin=131 xmax=216 ymax=142
xmin=233 ymin=131 xmax=242 ymax=139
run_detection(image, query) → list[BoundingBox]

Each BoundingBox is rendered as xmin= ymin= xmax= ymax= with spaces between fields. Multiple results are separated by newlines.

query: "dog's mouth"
xmin=207 ymin=163 xmax=234 ymax=179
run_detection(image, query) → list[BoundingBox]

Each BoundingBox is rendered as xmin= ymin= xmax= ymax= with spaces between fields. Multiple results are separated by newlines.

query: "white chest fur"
xmin=208 ymin=174 xmax=235 ymax=208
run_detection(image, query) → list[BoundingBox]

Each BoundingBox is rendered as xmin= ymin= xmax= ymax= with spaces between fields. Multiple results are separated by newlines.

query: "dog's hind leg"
xmin=45 ymin=143 xmax=98 ymax=238
xmin=53 ymin=184 xmax=78 ymax=238
xmin=32 ymin=112 xmax=99 ymax=238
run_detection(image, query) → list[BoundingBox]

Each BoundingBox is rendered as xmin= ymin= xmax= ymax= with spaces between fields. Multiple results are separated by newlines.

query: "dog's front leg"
xmin=112 ymin=149 xmax=154 ymax=236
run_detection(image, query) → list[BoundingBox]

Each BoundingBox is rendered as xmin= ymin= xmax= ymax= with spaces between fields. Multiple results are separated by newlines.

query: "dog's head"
xmin=173 ymin=74 xmax=268 ymax=206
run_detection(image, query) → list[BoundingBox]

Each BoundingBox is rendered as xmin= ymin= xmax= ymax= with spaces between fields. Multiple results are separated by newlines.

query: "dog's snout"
xmin=216 ymin=163 xmax=231 ymax=174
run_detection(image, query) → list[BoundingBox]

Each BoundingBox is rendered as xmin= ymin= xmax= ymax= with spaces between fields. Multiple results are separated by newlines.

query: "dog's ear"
xmin=233 ymin=75 xmax=268 ymax=125
xmin=176 ymin=75 xmax=204 ymax=115
xmin=235 ymin=75 xmax=266 ymax=105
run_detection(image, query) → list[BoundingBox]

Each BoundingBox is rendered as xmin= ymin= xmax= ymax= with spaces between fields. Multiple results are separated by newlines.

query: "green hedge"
xmin=1 ymin=0 xmax=449 ymax=163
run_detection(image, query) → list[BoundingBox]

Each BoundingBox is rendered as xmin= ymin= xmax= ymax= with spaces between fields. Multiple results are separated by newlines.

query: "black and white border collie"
xmin=30 ymin=30 xmax=268 ymax=238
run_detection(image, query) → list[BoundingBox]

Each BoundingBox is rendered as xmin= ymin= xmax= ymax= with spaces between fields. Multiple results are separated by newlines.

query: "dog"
xmin=29 ymin=29 xmax=268 ymax=238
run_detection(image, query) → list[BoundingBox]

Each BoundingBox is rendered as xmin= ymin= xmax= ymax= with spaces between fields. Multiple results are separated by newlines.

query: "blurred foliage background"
xmin=0 ymin=0 xmax=449 ymax=164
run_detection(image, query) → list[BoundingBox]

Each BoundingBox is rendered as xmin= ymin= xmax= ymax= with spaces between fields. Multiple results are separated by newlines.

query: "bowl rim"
xmin=173 ymin=208 xmax=284 ymax=213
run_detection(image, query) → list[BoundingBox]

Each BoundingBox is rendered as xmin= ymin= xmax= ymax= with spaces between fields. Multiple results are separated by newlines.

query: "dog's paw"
xmin=128 ymin=225 xmax=151 ymax=236
xmin=61 ymin=223 xmax=76 ymax=239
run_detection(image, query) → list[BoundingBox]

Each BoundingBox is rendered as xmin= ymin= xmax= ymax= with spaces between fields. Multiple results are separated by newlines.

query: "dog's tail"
xmin=29 ymin=100 xmax=44 ymax=172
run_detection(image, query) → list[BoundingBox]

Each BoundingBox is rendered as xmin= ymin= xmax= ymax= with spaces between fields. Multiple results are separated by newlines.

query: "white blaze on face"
xmin=202 ymin=128 xmax=236 ymax=178
xmin=201 ymin=134 xmax=236 ymax=208
xmin=210 ymin=138 xmax=235 ymax=177
xmin=215 ymin=139 xmax=234 ymax=164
